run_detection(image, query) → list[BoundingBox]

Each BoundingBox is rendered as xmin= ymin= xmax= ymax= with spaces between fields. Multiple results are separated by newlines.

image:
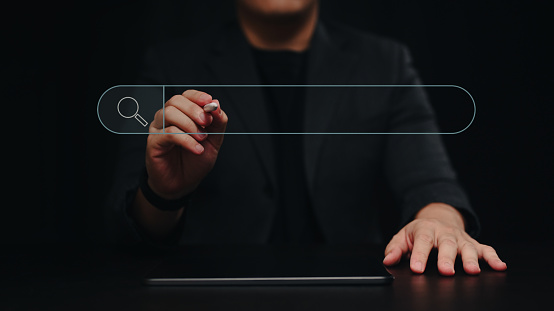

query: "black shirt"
xmin=251 ymin=47 xmax=324 ymax=244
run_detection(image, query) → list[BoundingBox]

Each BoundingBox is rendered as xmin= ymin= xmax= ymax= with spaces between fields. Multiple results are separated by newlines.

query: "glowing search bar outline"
xmin=97 ymin=85 xmax=475 ymax=135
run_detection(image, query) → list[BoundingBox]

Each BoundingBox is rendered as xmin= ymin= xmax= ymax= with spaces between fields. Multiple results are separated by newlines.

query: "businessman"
xmin=108 ymin=0 xmax=507 ymax=276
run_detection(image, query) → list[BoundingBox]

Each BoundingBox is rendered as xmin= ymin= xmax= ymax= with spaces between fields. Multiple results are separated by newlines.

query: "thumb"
xmin=205 ymin=99 xmax=228 ymax=149
xmin=383 ymin=228 xmax=409 ymax=266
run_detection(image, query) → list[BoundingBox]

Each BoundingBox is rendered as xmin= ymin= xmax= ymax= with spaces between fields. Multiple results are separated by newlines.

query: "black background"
xmin=3 ymin=0 xmax=552 ymax=245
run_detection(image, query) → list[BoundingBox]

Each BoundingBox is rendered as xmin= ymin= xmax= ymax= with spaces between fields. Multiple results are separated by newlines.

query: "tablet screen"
xmin=143 ymin=245 xmax=394 ymax=285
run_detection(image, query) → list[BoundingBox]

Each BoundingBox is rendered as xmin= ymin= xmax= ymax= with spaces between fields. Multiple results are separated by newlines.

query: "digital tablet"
xmin=143 ymin=245 xmax=394 ymax=286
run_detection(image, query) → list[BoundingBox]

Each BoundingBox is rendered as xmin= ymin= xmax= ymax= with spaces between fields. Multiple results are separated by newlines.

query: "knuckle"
xmin=418 ymin=219 xmax=438 ymax=227
xmin=442 ymin=227 xmax=457 ymax=235
xmin=440 ymin=238 xmax=458 ymax=248
xmin=183 ymin=89 xmax=203 ymax=99
xmin=462 ymin=241 xmax=477 ymax=251
xmin=169 ymin=94 xmax=183 ymax=103
xmin=164 ymin=105 xmax=178 ymax=115
xmin=165 ymin=125 xmax=178 ymax=133
xmin=481 ymin=245 xmax=496 ymax=255
xmin=183 ymin=116 xmax=197 ymax=130
xmin=416 ymin=233 xmax=434 ymax=246
xmin=167 ymin=126 xmax=186 ymax=136
xmin=182 ymin=89 xmax=194 ymax=96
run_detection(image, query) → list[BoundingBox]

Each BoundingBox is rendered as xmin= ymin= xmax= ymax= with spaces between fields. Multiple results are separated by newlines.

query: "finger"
xmin=383 ymin=247 xmax=403 ymax=266
xmin=460 ymin=241 xmax=481 ymax=275
xmin=479 ymin=245 xmax=507 ymax=271
xmin=206 ymin=99 xmax=227 ymax=132
xmin=182 ymin=89 xmax=213 ymax=105
xmin=166 ymin=95 xmax=213 ymax=128
xmin=383 ymin=230 xmax=408 ymax=266
xmin=204 ymin=99 xmax=228 ymax=149
xmin=163 ymin=105 xmax=208 ymax=142
xmin=436 ymin=233 xmax=458 ymax=276
xmin=150 ymin=108 xmax=165 ymax=130
xmin=409 ymin=226 xmax=436 ymax=274
xmin=152 ymin=125 xmax=204 ymax=155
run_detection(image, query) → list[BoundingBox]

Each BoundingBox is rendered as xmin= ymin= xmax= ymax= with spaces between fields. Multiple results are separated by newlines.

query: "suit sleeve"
xmin=383 ymin=45 xmax=481 ymax=237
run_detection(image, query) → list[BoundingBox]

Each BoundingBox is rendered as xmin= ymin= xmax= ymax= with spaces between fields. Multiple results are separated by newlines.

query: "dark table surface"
xmin=0 ymin=243 xmax=549 ymax=311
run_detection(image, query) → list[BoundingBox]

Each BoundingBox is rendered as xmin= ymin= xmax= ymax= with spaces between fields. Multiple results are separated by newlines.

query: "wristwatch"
xmin=139 ymin=168 xmax=190 ymax=211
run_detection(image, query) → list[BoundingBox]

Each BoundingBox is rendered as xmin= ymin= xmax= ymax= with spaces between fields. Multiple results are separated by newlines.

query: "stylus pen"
xmin=203 ymin=102 xmax=219 ymax=112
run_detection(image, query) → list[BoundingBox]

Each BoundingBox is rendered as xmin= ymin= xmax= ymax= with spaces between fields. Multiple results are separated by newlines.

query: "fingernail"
xmin=198 ymin=133 xmax=208 ymax=140
xmin=199 ymin=112 xmax=209 ymax=124
xmin=445 ymin=262 xmax=455 ymax=273
xmin=414 ymin=261 xmax=423 ymax=272
xmin=195 ymin=144 xmax=204 ymax=154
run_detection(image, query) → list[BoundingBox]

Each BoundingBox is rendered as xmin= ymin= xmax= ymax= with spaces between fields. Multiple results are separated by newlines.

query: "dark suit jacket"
xmin=106 ymin=20 xmax=480 ymax=245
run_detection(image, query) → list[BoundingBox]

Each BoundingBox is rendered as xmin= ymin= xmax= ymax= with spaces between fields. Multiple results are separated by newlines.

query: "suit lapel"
xmin=206 ymin=24 xmax=278 ymax=189
xmin=303 ymin=23 xmax=360 ymax=194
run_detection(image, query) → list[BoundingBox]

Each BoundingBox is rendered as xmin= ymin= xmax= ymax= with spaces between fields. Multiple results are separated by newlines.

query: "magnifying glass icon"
xmin=117 ymin=96 xmax=148 ymax=127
